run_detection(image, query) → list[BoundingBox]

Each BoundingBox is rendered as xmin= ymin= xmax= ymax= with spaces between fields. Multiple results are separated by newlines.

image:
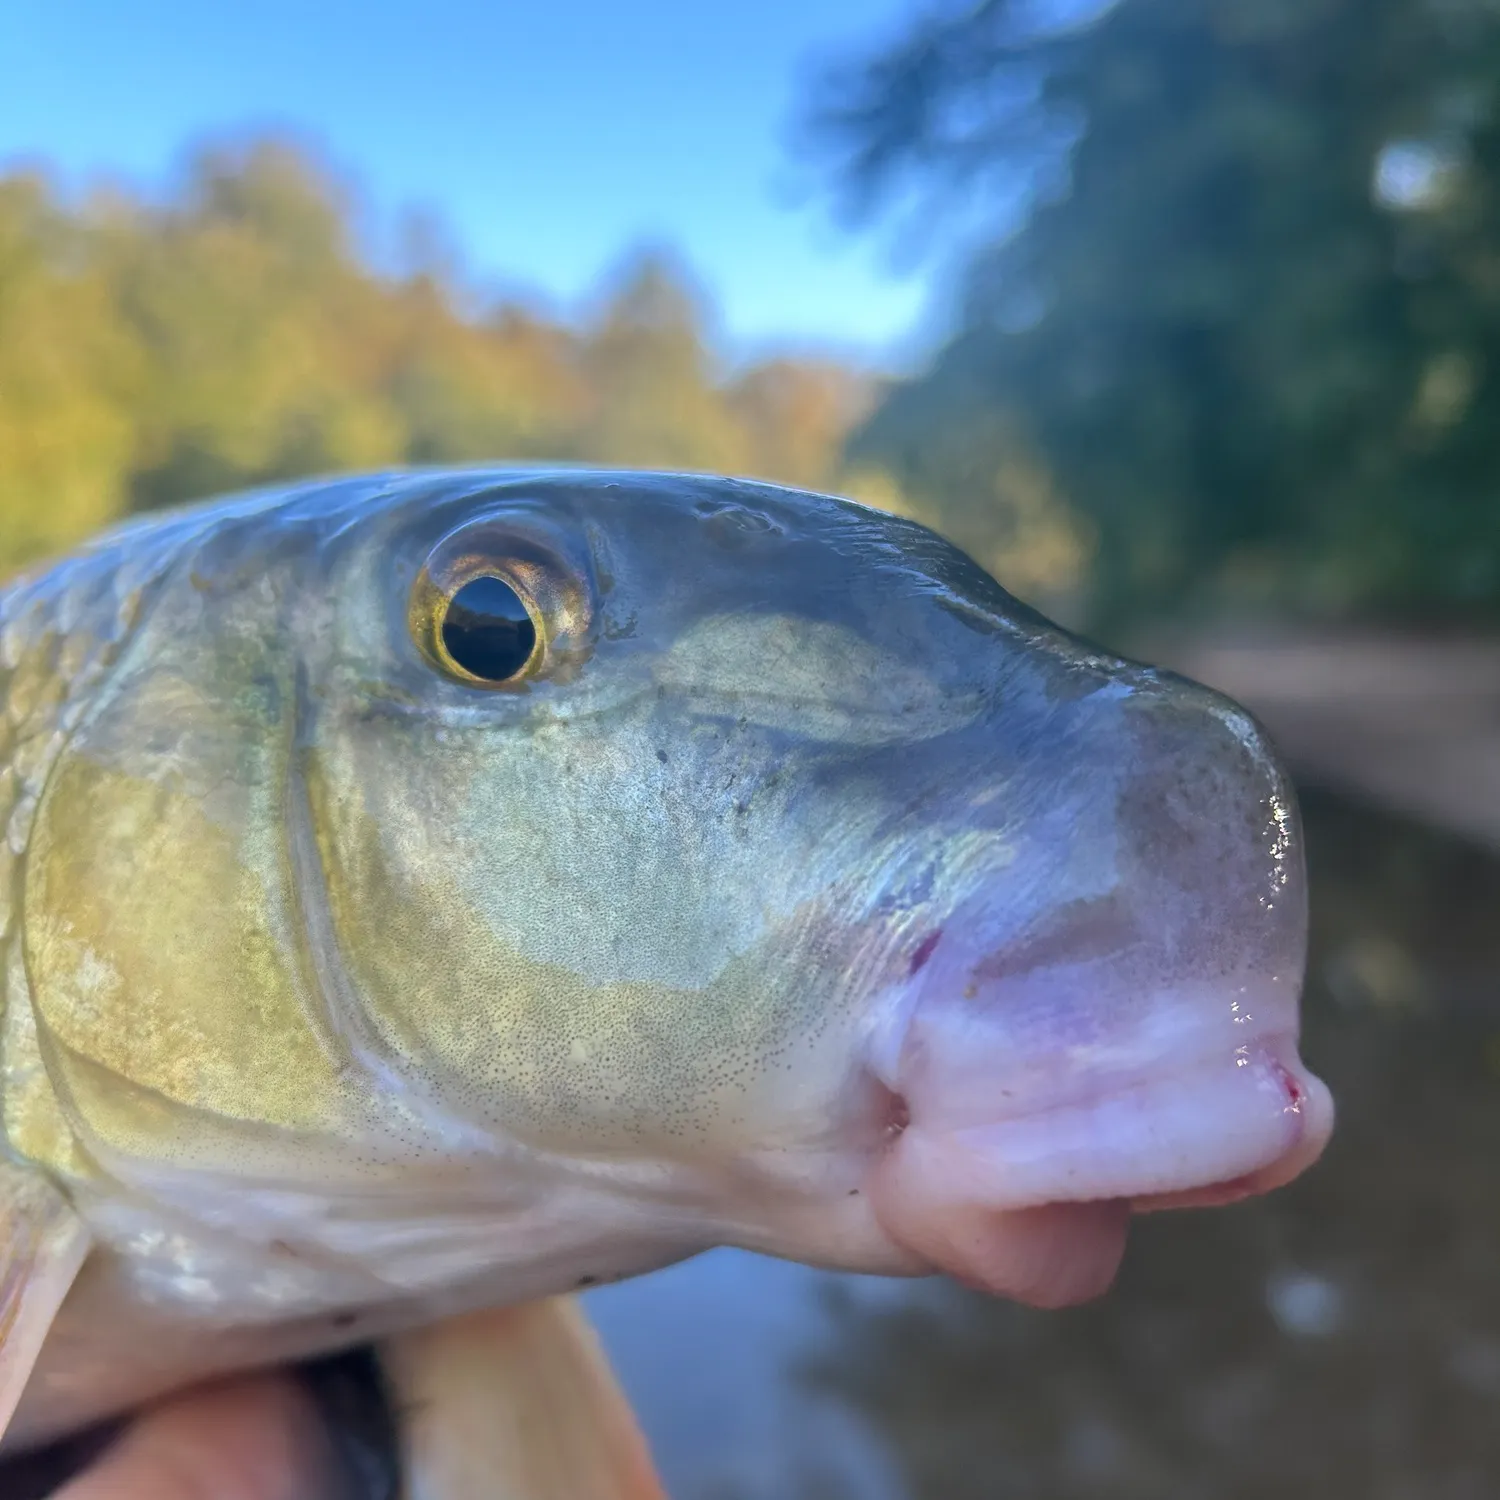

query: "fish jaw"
xmin=865 ymin=1026 xmax=1331 ymax=1308
xmin=854 ymin=680 xmax=1333 ymax=1309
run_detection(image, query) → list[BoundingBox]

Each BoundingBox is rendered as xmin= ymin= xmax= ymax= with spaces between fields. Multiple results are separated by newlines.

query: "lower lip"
xmin=864 ymin=1038 xmax=1334 ymax=1308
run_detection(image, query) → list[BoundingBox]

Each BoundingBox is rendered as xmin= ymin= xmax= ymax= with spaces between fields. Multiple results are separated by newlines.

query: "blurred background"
xmin=5 ymin=0 xmax=1500 ymax=1495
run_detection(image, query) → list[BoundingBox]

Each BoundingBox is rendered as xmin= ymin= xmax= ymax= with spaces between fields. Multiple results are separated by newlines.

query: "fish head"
xmin=25 ymin=470 xmax=1331 ymax=1308
xmin=308 ymin=471 xmax=1329 ymax=1302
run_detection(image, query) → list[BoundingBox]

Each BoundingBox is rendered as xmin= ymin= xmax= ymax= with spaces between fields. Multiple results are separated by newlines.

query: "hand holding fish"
xmin=38 ymin=1301 xmax=665 ymax=1499
xmin=46 ymin=1371 xmax=337 ymax=1500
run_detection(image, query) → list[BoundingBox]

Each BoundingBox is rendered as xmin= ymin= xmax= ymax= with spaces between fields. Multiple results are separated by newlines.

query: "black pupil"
xmin=441 ymin=576 xmax=536 ymax=681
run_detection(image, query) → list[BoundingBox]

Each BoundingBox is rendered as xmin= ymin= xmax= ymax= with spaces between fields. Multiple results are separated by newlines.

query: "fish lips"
xmin=859 ymin=938 xmax=1333 ymax=1308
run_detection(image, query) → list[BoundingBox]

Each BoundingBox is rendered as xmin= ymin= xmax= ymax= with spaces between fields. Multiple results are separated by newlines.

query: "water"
xmin=588 ymin=788 xmax=1500 ymax=1498
xmin=589 ymin=1251 xmax=909 ymax=1500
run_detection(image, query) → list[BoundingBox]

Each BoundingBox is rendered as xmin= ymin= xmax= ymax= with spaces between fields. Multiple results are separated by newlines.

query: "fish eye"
xmin=438 ymin=574 xmax=539 ymax=684
xmin=409 ymin=518 xmax=595 ymax=690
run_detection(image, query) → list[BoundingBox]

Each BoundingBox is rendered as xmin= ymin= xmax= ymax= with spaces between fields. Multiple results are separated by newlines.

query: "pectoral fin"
xmin=381 ymin=1295 xmax=666 ymax=1500
xmin=0 ymin=1166 xmax=90 ymax=1439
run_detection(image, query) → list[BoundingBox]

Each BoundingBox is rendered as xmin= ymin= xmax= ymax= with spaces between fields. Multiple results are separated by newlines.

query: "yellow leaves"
xmin=95 ymin=153 xmax=408 ymax=486
xmin=573 ymin=254 xmax=753 ymax=476
xmin=0 ymin=176 xmax=142 ymax=575
xmin=842 ymin=448 xmax=1095 ymax=611
xmin=982 ymin=448 xmax=1097 ymax=603
xmin=0 ymin=143 xmax=879 ymax=582
xmin=727 ymin=358 xmax=881 ymax=490
xmin=0 ymin=133 xmax=1093 ymax=625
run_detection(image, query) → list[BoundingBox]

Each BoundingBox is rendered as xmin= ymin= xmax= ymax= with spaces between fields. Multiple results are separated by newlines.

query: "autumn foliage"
xmin=0 ymin=138 xmax=884 ymax=581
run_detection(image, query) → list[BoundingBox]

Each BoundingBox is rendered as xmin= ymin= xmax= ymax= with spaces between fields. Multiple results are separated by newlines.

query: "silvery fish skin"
xmin=0 ymin=469 xmax=1332 ymax=1452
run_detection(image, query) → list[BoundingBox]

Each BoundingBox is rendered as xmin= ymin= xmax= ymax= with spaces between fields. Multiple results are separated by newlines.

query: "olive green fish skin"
xmin=0 ymin=468 xmax=1315 ymax=1448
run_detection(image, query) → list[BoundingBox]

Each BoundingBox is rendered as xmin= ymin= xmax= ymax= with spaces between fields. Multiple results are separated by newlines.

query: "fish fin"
xmin=0 ymin=1166 xmax=90 ymax=1440
xmin=381 ymin=1295 xmax=667 ymax=1500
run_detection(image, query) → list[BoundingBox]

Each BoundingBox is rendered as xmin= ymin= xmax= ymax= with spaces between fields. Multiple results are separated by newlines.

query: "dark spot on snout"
xmin=576 ymin=1274 xmax=598 ymax=1288
xmin=656 ymin=748 xmax=668 ymax=763
xmin=332 ymin=1311 xmax=359 ymax=1330
xmin=909 ymin=928 xmax=943 ymax=975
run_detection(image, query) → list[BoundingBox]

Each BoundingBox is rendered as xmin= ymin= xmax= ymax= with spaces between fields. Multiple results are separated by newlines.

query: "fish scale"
xmin=0 ymin=467 xmax=406 ymax=970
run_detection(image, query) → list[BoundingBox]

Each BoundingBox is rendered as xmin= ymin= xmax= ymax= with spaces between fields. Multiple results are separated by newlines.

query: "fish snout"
xmin=861 ymin=672 xmax=1333 ymax=1308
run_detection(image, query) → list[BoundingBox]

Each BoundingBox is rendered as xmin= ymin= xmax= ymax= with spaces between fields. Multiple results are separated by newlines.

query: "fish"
xmin=0 ymin=468 xmax=1333 ymax=1493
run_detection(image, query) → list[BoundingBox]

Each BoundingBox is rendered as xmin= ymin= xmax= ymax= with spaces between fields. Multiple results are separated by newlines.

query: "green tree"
xmin=809 ymin=0 xmax=1500 ymax=627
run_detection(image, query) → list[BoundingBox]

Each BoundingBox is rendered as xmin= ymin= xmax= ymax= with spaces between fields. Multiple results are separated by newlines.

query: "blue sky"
xmin=0 ymin=0 xmax=936 ymax=363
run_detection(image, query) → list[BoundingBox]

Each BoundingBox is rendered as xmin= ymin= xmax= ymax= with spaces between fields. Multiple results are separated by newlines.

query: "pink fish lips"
xmin=869 ymin=1035 xmax=1333 ymax=1309
xmin=863 ymin=920 xmax=1334 ymax=1309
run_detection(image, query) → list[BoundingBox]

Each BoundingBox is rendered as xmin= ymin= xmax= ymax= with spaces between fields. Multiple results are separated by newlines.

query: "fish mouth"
xmin=846 ymin=638 xmax=1328 ymax=1307
xmin=864 ymin=1031 xmax=1334 ymax=1309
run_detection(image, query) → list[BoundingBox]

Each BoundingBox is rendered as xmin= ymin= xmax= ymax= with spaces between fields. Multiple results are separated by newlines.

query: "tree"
xmin=726 ymin=357 xmax=880 ymax=492
xmin=808 ymin=0 xmax=1500 ymax=627
xmin=574 ymin=251 xmax=752 ymax=474
xmin=0 ymin=137 xmax=880 ymax=582
xmin=99 ymin=140 xmax=407 ymax=513
xmin=0 ymin=172 xmax=141 ymax=569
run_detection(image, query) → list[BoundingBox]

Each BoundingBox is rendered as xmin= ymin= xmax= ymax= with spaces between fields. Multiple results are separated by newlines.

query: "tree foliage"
xmin=0 ymin=138 xmax=880 ymax=580
xmin=810 ymin=0 xmax=1500 ymax=627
